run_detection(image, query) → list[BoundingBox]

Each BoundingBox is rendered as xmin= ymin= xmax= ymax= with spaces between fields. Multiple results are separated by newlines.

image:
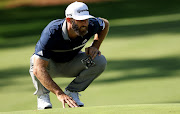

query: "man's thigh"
xmin=48 ymin=52 xmax=88 ymax=78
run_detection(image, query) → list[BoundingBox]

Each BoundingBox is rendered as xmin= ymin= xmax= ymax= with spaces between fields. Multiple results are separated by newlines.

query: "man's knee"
xmin=94 ymin=55 xmax=107 ymax=71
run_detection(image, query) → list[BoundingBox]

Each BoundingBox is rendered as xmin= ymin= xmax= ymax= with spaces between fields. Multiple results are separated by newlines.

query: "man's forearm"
xmin=35 ymin=67 xmax=64 ymax=96
xmin=91 ymin=18 xmax=109 ymax=49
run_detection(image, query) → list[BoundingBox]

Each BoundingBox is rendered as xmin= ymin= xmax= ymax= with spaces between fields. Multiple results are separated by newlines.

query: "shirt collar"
xmin=62 ymin=20 xmax=71 ymax=41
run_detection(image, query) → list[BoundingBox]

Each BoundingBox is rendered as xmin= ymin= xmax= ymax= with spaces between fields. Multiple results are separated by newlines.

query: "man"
xmin=29 ymin=1 xmax=109 ymax=109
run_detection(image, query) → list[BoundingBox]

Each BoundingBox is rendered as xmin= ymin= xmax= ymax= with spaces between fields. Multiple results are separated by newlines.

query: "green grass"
xmin=1 ymin=0 xmax=180 ymax=113
xmin=2 ymin=104 xmax=180 ymax=114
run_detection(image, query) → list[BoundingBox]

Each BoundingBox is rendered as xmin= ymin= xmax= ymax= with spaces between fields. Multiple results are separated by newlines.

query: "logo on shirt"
xmin=37 ymin=50 xmax=43 ymax=56
xmin=82 ymin=39 xmax=88 ymax=44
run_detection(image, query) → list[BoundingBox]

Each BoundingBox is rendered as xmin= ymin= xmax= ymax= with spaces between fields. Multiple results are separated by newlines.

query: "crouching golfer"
xmin=29 ymin=1 xmax=109 ymax=109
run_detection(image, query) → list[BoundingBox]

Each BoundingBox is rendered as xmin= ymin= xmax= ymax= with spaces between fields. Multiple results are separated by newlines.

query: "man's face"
xmin=71 ymin=19 xmax=89 ymax=36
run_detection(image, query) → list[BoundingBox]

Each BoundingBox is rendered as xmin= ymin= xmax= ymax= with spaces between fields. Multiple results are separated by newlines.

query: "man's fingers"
xmin=98 ymin=51 xmax=101 ymax=56
xmin=65 ymin=99 xmax=73 ymax=108
xmin=85 ymin=47 xmax=89 ymax=55
xmin=66 ymin=98 xmax=79 ymax=108
xmin=92 ymin=50 xmax=98 ymax=60
xmin=86 ymin=47 xmax=101 ymax=59
xmin=69 ymin=98 xmax=79 ymax=107
xmin=58 ymin=94 xmax=79 ymax=108
xmin=62 ymin=100 xmax=66 ymax=108
xmin=87 ymin=48 xmax=96 ymax=59
xmin=88 ymin=48 xmax=93 ymax=57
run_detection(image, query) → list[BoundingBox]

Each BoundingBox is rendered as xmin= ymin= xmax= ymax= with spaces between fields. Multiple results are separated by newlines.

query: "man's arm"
xmin=33 ymin=56 xmax=79 ymax=108
xmin=85 ymin=18 xmax=109 ymax=59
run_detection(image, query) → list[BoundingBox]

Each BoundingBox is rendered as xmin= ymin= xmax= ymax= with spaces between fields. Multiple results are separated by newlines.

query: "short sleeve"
xmin=93 ymin=17 xmax=105 ymax=34
xmin=34 ymin=30 xmax=53 ymax=61
xmin=96 ymin=17 xmax=105 ymax=29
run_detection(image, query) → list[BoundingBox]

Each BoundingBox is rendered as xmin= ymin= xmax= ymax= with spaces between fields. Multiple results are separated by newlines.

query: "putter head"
xmin=81 ymin=56 xmax=95 ymax=69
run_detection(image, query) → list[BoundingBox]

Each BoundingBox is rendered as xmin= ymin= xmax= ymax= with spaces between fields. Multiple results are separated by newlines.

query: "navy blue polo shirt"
xmin=34 ymin=18 xmax=105 ymax=63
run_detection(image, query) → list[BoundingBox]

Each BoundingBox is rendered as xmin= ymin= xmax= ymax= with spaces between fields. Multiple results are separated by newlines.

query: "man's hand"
xmin=57 ymin=93 xmax=79 ymax=108
xmin=85 ymin=47 xmax=101 ymax=60
xmin=33 ymin=56 xmax=79 ymax=108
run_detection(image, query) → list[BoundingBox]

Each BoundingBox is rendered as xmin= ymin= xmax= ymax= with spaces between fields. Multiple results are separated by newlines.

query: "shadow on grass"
xmin=94 ymin=57 xmax=180 ymax=85
xmin=1 ymin=19 xmax=180 ymax=49
xmin=1 ymin=56 xmax=180 ymax=88
xmin=1 ymin=0 xmax=180 ymax=48
xmin=109 ymin=20 xmax=180 ymax=38
xmin=0 ymin=66 xmax=30 ymax=88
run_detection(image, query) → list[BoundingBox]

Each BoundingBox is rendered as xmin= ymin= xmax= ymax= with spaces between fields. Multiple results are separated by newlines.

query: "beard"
xmin=72 ymin=21 xmax=88 ymax=36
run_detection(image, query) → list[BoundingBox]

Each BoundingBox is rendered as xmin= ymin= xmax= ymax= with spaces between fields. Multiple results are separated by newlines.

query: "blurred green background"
xmin=1 ymin=0 xmax=180 ymax=112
